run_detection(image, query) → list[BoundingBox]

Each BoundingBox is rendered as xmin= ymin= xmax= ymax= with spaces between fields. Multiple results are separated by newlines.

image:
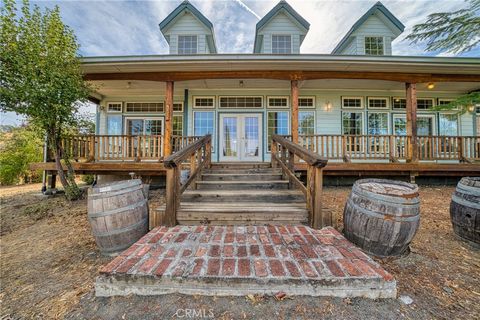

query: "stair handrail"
xmin=271 ymin=134 xmax=331 ymax=229
xmin=163 ymin=134 xmax=212 ymax=226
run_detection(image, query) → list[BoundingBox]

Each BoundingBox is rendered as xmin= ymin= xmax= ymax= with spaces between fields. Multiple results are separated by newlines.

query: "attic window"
xmin=272 ymin=35 xmax=291 ymax=54
xmin=178 ymin=35 xmax=197 ymax=54
xmin=365 ymin=37 xmax=384 ymax=55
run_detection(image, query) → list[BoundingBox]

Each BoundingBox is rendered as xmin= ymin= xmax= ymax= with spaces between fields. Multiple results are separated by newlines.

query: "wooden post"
xmin=164 ymin=167 xmax=178 ymax=227
xmin=288 ymin=151 xmax=294 ymax=188
xmin=458 ymin=136 xmax=465 ymax=162
xmin=271 ymin=141 xmax=278 ymax=168
xmin=291 ymin=80 xmax=299 ymax=144
xmin=406 ymin=83 xmax=418 ymax=162
xmin=190 ymin=151 xmax=197 ymax=190
xmin=164 ymin=81 xmax=174 ymax=157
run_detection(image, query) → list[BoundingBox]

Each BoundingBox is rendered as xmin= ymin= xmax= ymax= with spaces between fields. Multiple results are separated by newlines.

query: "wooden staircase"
xmin=163 ymin=162 xmax=308 ymax=225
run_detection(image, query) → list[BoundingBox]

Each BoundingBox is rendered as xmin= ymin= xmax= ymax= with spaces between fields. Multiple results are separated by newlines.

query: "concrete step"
xmin=201 ymin=173 xmax=283 ymax=181
xmin=210 ymin=162 xmax=271 ymax=169
xmin=196 ymin=180 xmax=289 ymax=190
xmin=181 ymin=189 xmax=305 ymax=203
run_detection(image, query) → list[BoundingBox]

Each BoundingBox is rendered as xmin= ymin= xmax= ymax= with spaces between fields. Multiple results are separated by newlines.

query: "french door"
xmin=219 ymin=114 xmax=262 ymax=162
xmin=124 ymin=117 xmax=164 ymax=159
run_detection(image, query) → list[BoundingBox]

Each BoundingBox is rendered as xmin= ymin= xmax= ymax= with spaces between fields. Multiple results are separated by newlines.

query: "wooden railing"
xmin=271 ymin=134 xmax=330 ymax=229
xmin=163 ymin=135 xmax=212 ymax=226
xmin=298 ymin=135 xmax=480 ymax=162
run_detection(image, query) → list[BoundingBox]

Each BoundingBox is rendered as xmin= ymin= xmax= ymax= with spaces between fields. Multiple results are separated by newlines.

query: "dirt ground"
xmin=1 ymin=182 xmax=479 ymax=320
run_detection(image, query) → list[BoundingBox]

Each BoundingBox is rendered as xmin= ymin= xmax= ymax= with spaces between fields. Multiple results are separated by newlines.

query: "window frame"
xmin=271 ymin=34 xmax=292 ymax=54
xmin=218 ymin=96 xmax=263 ymax=109
xmin=267 ymin=96 xmax=289 ymax=109
xmin=106 ymin=102 xmax=123 ymax=113
xmin=173 ymin=102 xmax=184 ymax=112
xmin=341 ymin=111 xmax=364 ymax=135
xmin=177 ymin=35 xmax=198 ymax=55
xmin=298 ymin=96 xmax=316 ymax=109
xmin=437 ymin=98 xmax=458 ymax=110
xmin=125 ymin=102 xmax=165 ymax=113
xmin=392 ymin=97 xmax=406 ymax=110
xmin=364 ymin=36 xmax=384 ymax=55
xmin=267 ymin=110 xmax=290 ymax=152
xmin=367 ymin=97 xmax=389 ymax=110
xmin=393 ymin=114 xmax=437 ymax=136
xmin=298 ymin=110 xmax=316 ymax=135
xmin=341 ymin=96 xmax=364 ymax=109
xmin=193 ymin=110 xmax=216 ymax=149
xmin=367 ymin=112 xmax=390 ymax=135
xmin=193 ymin=96 xmax=215 ymax=109
xmin=123 ymin=116 xmax=165 ymax=136
xmin=416 ymin=98 xmax=435 ymax=110
xmin=438 ymin=113 xmax=459 ymax=136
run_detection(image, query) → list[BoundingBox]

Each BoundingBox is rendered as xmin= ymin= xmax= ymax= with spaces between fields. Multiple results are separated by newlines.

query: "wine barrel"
xmin=450 ymin=177 xmax=480 ymax=246
xmin=343 ymin=179 xmax=420 ymax=257
xmin=88 ymin=179 xmax=148 ymax=256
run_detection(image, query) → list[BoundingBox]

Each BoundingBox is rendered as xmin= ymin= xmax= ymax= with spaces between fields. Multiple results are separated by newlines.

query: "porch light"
xmin=239 ymin=80 xmax=245 ymax=88
xmin=427 ymin=82 xmax=435 ymax=90
xmin=325 ymin=101 xmax=332 ymax=111
xmin=126 ymin=81 xmax=132 ymax=89
xmin=467 ymin=104 xmax=475 ymax=113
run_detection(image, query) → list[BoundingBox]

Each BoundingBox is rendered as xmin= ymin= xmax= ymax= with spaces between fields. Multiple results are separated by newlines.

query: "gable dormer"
xmin=159 ymin=1 xmax=217 ymax=54
xmin=332 ymin=2 xmax=404 ymax=55
xmin=254 ymin=0 xmax=310 ymax=54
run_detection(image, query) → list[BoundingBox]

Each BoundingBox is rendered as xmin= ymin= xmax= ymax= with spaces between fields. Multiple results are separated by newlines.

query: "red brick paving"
xmin=99 ymin=225 xmax=395 ymax=287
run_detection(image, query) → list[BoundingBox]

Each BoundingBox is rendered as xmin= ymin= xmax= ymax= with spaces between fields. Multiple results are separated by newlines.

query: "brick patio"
xmin=96 ymin=225 xmax=396 ymax=298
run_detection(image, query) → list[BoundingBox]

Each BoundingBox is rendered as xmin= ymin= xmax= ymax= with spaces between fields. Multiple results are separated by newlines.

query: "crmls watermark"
xmin=173 ymin=308 xmax=214 ymax=318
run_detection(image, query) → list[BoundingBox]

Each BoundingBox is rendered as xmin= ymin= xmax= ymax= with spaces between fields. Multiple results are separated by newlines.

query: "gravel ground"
xmin=1 ymin=183 xmax=479 ymax=320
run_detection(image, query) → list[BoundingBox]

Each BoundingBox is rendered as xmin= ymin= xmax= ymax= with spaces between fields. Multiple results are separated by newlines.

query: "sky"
xmin=1 ymin=0 xmax=479 ymax=126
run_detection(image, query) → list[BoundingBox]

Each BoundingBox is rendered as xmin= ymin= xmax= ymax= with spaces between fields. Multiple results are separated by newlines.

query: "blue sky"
xmin=1 ymin=0 xmax=479 ymax=125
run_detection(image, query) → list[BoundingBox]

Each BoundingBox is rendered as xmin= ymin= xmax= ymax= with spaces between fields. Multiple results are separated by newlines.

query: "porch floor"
xmin=96 ymin=225 xmax=396 ymax=298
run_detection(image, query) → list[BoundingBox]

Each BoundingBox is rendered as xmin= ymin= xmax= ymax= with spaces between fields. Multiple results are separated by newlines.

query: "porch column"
xmin=291 ymin=80 xmax=299 ymax=144
xmin=164 ymin=81 xmax=174 ymax=157
xmin=405 ymin=83 xmax=418 ymax=162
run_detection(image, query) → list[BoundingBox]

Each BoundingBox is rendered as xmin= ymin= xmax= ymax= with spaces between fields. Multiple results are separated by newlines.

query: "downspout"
xmin=183 ymin=89 xmax=189 ymax=136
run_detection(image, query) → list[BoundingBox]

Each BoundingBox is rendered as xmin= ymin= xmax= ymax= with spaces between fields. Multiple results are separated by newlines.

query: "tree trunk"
xmin=52 ymin=136 xmax=82 ymax=200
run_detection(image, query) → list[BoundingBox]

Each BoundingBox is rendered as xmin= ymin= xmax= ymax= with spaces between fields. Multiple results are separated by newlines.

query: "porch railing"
xmin=59 ymin=135 xmax=203 ymax=162
xmin=298 ymin=135 xmax=480 ymax=162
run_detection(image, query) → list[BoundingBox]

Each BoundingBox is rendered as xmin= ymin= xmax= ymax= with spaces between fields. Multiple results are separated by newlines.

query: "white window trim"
xmin=438 ymin=113 xmax=459 ymax=136
xmin=123 ymin=116 xmax=165 ymax=135
xmin=393 ymin=114 xmax=437 ymax=135
xmin=106 ymin=101 xmax=123 ymax=113
xmin=177 ymin=35 xmax=198 ymax=55
xmin=367 ymin=97 xmax=390 ymax=109
xmin=193 ymin=96 xmax=215 ymax=109
xmin=267 ymin=110 xmax=290 ymax=153
xmin=341 ymin=111 xmax=364 ymax=135
xmin=367 ymin=111 xmax=390 ymax=135
xmin=392 ymin=97 xmax=406 ymax=110
xmin=271 ymin=34 xmax=293 ymax=54
xmin=437 ymin=98 xmax=458 ymax=110
xmin=364 ymin=36 xmax=385 ymax=55
xmin=267 ymin=96 xmax=290 ymax=109
xmin=341 ymin=96 xmax=364 ymax=109
xmin=298 ymin=110 xmax=316 ymax=135
xmin=192 ymin=110 xmax=216 ymax=149
xmin=416 ymin=98 xmax=436 ymax=110
xmin=218 ymin=96 xmax=263 ymax=108
xmin=173 ymin=101 xmax=184 ymax=112
xmin=299 ymin=96 xmax=316 ymax=109
xmin=124 ymin=101 xmax=165 ymax=113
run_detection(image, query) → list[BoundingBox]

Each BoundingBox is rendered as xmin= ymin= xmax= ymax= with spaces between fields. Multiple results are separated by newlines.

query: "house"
xmin=35 ymin=0 xmax=480 ymax=194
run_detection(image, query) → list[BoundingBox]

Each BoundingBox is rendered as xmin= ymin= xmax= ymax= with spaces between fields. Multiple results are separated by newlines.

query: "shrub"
xmin=81 ymin=174 xmax=95 ymax=185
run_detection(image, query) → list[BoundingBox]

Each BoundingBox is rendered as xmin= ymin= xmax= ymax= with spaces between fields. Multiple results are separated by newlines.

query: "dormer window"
xmin=272 ymin=35 xmax=292 ymax=54
xmin=178 ymin=35 xmax=197 ymax=54
xmin=365 ymin=37 xmax=384 ymax=55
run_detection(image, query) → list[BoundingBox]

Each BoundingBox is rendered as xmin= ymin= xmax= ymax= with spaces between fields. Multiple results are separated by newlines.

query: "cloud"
xmin=232 ymin=0 xmax=261 ymax=19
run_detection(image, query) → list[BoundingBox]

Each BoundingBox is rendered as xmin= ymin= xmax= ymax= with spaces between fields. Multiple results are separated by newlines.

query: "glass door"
xmin=219 ymin=114 xmax=262 ymax=162
xmin=125 ymin=117 xmax=164 ymax=159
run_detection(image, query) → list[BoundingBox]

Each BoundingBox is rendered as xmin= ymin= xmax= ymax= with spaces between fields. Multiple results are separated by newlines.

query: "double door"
xmin=219 ymin=114 xmax=262 ymax=162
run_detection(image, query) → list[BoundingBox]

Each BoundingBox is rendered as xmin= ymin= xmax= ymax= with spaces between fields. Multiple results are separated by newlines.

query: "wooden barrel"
xmin=343 ymin=179 xmax=420 ymax=257
xmin=88 ymin=179 xmax=148 ymax=256
xmin=450 ymin=177 xmax=480 ymax=246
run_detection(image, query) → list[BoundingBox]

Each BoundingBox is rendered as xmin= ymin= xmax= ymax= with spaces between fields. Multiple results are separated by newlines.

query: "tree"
xmin=406 ymin=0 xmax=480 ymax=54
xmin=0 ymin=0 xmax=91 ymax=199
xmin=0 ymin=125 xmax=43 ymax=185
xmin=406 ymin=0 xmax=480 ymax=112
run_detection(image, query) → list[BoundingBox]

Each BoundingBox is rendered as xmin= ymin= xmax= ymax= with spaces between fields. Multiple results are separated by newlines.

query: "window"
xmin=439 ymin=114 xmax=458 ymax=136
xmin=173 ymin=114 xmax=183 ymax=136
xmin=367 ymin=97 xmax=389 ymax=109
xmin=367 ymin=112 xmax=388 ymax=135
xmin=299 ymin=111 xmax=315 ymax=135
xmin=173 ymin=102 xmax=183 ymax=112
xmin=125 ymin=102 xmax=164 ymax=113
xmin=194 ymin=111 xmax=214 ymax=138
xmin=193 ymin=97 xmax=215 ymax=108
xmin=267 ymin=111 xmax=289 ymax=150
xmin=126 ymin=118 xmax=163 ymax=136
xmin=342 ymin=112 xmax=363 ymax=135
xmin=342 ymin=97 xmax=363 ymax=109
xmin=365 ymin=37 xmax=384 ymax=55
xmin=438 ymin=99 xmax=458 ymax=110
xmin=178 ymin=35 xmax=197 ymax=54
xmin=392 ymin=98 xmax=406 ymax=110
xmin=417 ymin=99 xmax=434 ymax=110
xmin=107 ymin=115 xmax=122 ymax=135
xmin=393 ymin=115 xmax=435 ymax=136
xmin=267 ymin=97 xmax=289 ymax=108
xmin=393 ymin=116 xmax=407 ymax=135
xmin=299 ymin=97 xmax=315 ymax=108
xmin=219 ymin=96 xmax=262 ymax=108
xmin=107 ymin=102 xmax=122 ymax=113
xmin=272 ymin=35 xmax=291 ymax=54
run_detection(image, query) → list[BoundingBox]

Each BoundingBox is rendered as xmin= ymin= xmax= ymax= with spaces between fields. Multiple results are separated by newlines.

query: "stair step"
xmin=196 ymin=180 xmax=289 ymax=190
xmin=210 ymin=162 xmax=271 ymax=169
xmin=181 ymin=189 xmax=305 ymax=203
xmin=201 ymin=173 xmax=282 ymax=181
xmin=203 ymin=168 xmax=282 ymax=174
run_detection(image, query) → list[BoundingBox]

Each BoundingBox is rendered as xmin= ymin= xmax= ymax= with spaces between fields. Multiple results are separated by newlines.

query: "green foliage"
xmin=432 ymin=92 xmax=480 ymax=113
xmin=0 ymin=0 xmax=92 ymax=199
xmin=406 ymin=0 xmax=480 ymax=54
xmin=81 ymin=174 xmax=95 ymax=185
xmin=0 ymin=126 xmax=43 ymax=185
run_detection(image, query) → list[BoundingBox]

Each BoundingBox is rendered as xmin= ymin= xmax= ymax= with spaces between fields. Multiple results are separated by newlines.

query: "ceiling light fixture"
xmin=427 ymin=82 xmax=435 ymax=90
